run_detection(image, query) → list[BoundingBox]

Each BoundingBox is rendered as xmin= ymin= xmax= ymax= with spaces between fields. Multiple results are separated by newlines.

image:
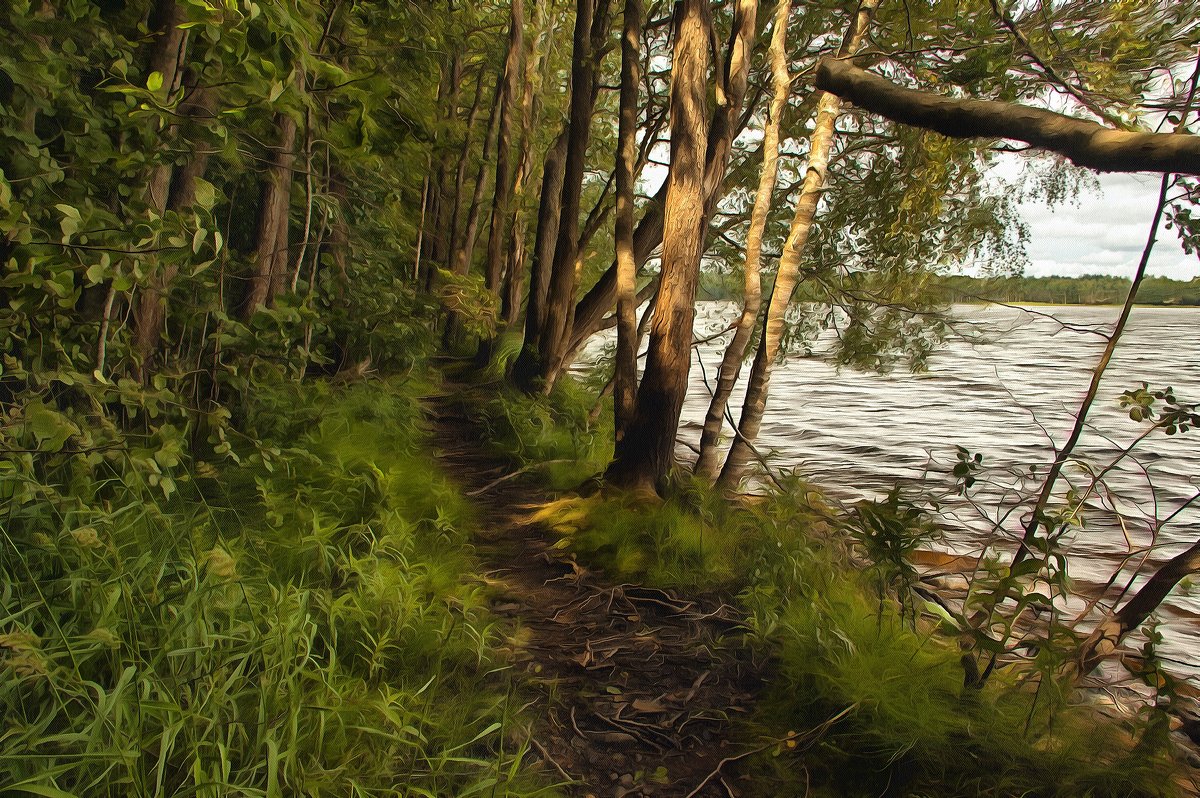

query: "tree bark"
xmin=442 ymin=72 xmax=503 ymax=346
xmin=815 ymin=57 xmax=1200 ymax=176
xmin=484 ymin=0 xmax=525 ymax=299
xmin=242 ymin=103 xmax=299 ymax=318
xmin=143 ymin=0 xmax=188 ymax=214
xmin=566 ymin=0 xmax=759 ymax=363
xmin=1069 ymin=538 xmax=1200 ymax=681
xmin=513 ymin=129 xmax=570 ymax=382
xmin=132 ymin=86 xmax=214 ymax=371
xmin=502 ymin=0 xmax=552 ymax=326
xmin=718 ymin=0 xmax=879 ymax=491
xmin=132 ymin=0 xmax=205 ymax=377
xmin=448 ymin=72 xmax=503 ymax=280
xmin=523 ymin=0 xmax=612 ymax=391
xmin=612 ymin=0 xmax=643 ymax=441
xmin=605 ymin=0 xmax=711 ymax=492
xmin=421 ymin=54 xmax=464 ymax=279
xmin=447 ymin=67 xmax=488 ymax=272
xmin=693 ymin=0 xmax=790 ymax=480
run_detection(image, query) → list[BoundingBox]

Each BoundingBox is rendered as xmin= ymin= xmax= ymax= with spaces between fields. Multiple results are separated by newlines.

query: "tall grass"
xmin=468 ymin=376 xmax=612 ymax=491
xmin=0 ymin=376 xmax=557 ymax=797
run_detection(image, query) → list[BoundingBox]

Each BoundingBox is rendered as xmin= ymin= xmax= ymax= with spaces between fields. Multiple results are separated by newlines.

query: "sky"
xmin=1015 ymin=170 xmax=1198 ymax=280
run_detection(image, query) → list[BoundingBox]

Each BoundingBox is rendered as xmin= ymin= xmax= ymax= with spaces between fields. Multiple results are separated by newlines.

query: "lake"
xmin=585 ymin=302 xmax=1200 ymax=679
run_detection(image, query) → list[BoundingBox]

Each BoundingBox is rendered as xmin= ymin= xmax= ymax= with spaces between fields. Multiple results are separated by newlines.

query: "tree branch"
xmin=815 ymin=58 xmax=1200 ymax=175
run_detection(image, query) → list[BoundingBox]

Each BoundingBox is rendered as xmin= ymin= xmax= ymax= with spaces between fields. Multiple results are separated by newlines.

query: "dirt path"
xmin=426 ymin=394 xmax=764 ymax=798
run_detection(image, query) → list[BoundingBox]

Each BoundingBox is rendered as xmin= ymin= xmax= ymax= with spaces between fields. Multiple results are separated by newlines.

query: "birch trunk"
xmin=693 ymin=0 xmax=790 ymax=479
xmin=718 ymin=0 xmax=880 ymax=490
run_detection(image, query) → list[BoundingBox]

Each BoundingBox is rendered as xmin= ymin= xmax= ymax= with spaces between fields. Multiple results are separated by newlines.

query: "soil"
xmin=426 ymin=391 xmax=766 ymax=798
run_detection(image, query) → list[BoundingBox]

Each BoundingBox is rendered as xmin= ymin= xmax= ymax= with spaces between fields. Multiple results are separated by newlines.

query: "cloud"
xmin=1016 ymin=171 xmax=1198 ymax=279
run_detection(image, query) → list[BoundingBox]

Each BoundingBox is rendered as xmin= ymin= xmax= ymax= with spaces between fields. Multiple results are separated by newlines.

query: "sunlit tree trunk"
xmin=605 ymin=0 xmax=711 ymax=491
xmin=566 ymin=0 xmax=758 ymax=366
xmin=611 ymin=0 xmax=643 ymax=441
xmin=693 ymin=0 xmax=790 ymax=480
xmin=502 ymin=0 xmax=552 ymax=326
xmin=718 ymin=0 xmax=880 ymax=490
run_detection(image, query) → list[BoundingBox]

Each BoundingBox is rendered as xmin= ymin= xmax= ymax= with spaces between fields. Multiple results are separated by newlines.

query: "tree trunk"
xmin=450 ymin=74 xmax=502 ymax=279
xmin=131 ymin=0 xmax=199 ymax=377
xmin=133 ymin=83 xmax=214 ymax=374
xmin=421 ymin=54 xmax=464 ymax=279
xmin=512 ymin=129 xmax=569 ymax=384
xmin=815 ymin=58 xmax=1200 ymax=176
xmin=447 ymin=67 xmax=488 ymax=272
xmin=484 ymin=0 xmax=525 ymax=299
xmin=566 ymin=0 xmax=759 ymax=363
xmin=693 ymin=0 xmax=790 ymax=480
xmin=143 ymin=0 xmax=188 ymax=214
xmin=443 ymin=72 xmax=503 ymax=346
xmin=502 ymin=0 xmax=552 ymax=326
xmin=1069 ymin=538 xmax=1200 ymax=680
xmin=605 ymin=0 xmax=711 ymax=492
xmin=612 ymin=0 xmax=643 ymax=441
xmin=242 ymin=105 xmax=299 ymax=318
xmin=521 ymin=0 xmax=612 ymax=391
xmin=718 ymin=0 xmax=879 ymax=491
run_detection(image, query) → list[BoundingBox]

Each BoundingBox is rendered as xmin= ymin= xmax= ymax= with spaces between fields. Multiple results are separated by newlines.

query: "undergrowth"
xmin=482 ymin=387 xmax=1183 ymax=797
xmin=467 ymin=374 xmax=612 ymax=491
xmin=1 ymin=375 xmax=557 ymax=797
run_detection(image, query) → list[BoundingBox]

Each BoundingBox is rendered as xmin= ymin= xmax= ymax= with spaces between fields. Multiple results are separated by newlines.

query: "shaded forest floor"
xmin=426 ymin=387 xmax=766 ymax=798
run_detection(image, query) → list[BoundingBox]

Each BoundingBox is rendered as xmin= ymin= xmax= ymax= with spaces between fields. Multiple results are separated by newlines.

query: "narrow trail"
xmin=426 ymin=390 xmax=765 ymax=798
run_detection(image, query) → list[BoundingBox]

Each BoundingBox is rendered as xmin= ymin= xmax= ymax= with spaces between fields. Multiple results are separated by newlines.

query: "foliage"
xmin=939 ymin=274 xmax=1200 ymax=306
xmin=469 ymin=375 xmax=613 ymax=491
xmin=0 ymin=376 xmax=557 ymax=796
xmin=485 ymin=374 xmax=1184 ymax=796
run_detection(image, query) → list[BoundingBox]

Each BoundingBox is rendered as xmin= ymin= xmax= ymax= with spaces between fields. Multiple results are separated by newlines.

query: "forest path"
xmin=425 ymin=385 xmax=765 ymax=798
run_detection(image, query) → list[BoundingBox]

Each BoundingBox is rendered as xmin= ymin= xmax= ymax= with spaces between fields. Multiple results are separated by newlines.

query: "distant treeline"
xmin=938 ymin=274 xmax=1200 ymax=306
xmin=696 ymin=272 xmax=1200 ymax=306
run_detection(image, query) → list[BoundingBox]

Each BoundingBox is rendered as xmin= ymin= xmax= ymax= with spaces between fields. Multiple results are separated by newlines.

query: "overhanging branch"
xmin=815 ymin=58 xmax=1200 ymax=176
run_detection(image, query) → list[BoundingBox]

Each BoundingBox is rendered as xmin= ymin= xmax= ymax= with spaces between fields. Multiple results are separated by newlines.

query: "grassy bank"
xmin=473 ymin=376 xmax=1185 ymax=798
xmin=1 ymin=375 xmax=556 ymax=797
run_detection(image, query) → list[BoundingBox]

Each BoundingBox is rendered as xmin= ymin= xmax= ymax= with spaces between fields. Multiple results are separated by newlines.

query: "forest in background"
xmin=3 ymin=0 xmax=1200 ymax=795
xmin=698 ymin=271 xmax=1200 ymax=304
xmin=940 ymin=274 xmax=1200 ymax=305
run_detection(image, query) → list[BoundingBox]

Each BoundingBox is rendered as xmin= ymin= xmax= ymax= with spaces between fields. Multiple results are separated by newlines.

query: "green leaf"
xmin=193 ymin=177 xmax=216 ymax=210
xmin=26 ymin=401 xmax=79 ymax=453
xmin=147 ymin=71 xmax=164 ymax=92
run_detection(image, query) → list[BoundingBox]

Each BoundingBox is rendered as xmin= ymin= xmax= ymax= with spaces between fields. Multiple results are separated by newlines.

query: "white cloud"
xmin=1016 ymin=170 xmax=1198 ymax=279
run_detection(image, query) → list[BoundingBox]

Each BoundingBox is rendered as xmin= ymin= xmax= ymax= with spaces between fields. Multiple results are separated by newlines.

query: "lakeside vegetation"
xmin=698 ymin=272 xmax=1200 ymax=306
xmin=3 ymin=0 xmax=1200 ymax=796
xmin=939 ymin=274 xmax=1200 ymax=306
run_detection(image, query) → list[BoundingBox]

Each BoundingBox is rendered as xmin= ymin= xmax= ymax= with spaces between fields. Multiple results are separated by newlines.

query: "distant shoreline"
xmin=950 ymin=299 xmax=1200 ymax=308
xmin=695 ymin=273 xmax=1200 ymax=306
